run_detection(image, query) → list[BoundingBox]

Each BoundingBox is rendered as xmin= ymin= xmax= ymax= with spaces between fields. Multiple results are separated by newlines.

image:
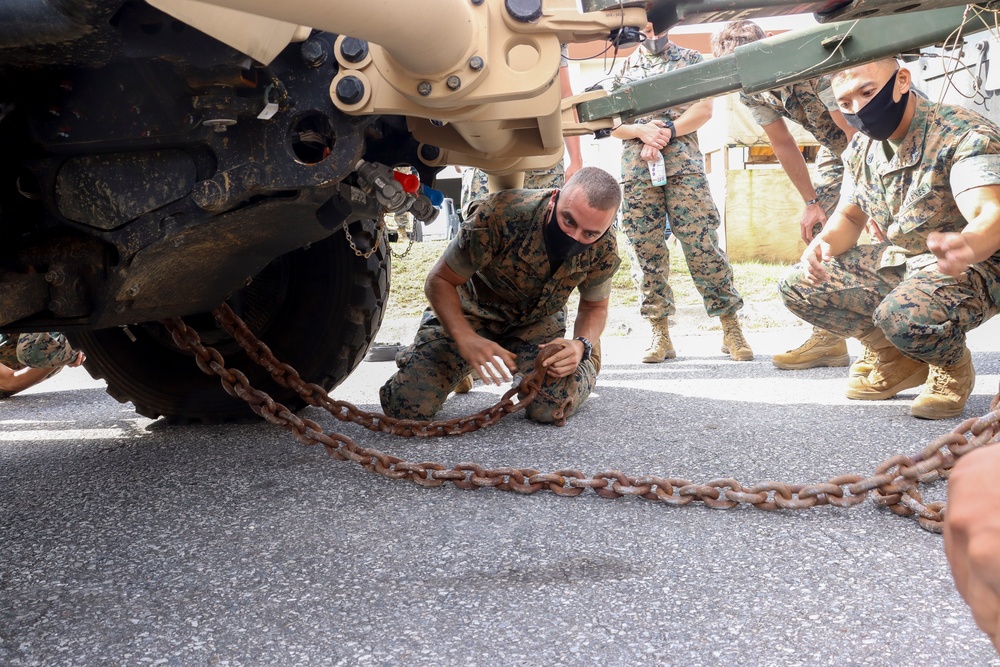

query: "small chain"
xmin=388 ymin=234 xmax=415 ymax=259
xmin=343 ymin=218 xmax=384 ymax=259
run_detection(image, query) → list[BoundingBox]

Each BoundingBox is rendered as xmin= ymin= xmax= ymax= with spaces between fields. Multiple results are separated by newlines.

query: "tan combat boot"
xmin=910 ymin=349 xmax=975 ymax=420
xmin=850 ymin=344 xmax=878 ymax=378
xmin=642 ymin=318 xmax=675 ymax=363
xmin=720 ymin=313 xmax=753 ymax=361
xmin=772 ymin=326 xmax=850 ymax=370
xmin=454 ymin=373 xmax=474 ymax=394
xmin=845 ymin=328 xmax=929 ymax=400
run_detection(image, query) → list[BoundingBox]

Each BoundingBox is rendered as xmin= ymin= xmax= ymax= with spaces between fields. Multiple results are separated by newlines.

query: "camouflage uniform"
xmin=380 ymin=188 xmax=620 ymax=423
xmin=780 ymin=96 xmax=1000 ymax=366
xmin=611 ymin=42 xmax=743 ymax=320
xmin=0 ymin=332 xmax=78 ymax=398
xmin=740 ymin=76 xmax=847 ymax=215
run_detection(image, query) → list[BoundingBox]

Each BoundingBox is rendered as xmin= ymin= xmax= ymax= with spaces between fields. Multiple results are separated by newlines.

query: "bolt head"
xmin=301 ymin=38 xmax=328 ymax=67
xmin=336 ymin=76 xmax=365 ymax=105
xmin=420 ymin=145 xmax=441 ymax=161
xmin=469 ymin=56 xmax=484 ymax=71
xmin=446 ymin=76 xmax=462 ymax=91
xmin=340 ymin=37 xmax=369 ymax=63
xmin=417 ymin=81 xmax=433 ymax=96
xmin=505 ymin=0 xmax=542 ymax=23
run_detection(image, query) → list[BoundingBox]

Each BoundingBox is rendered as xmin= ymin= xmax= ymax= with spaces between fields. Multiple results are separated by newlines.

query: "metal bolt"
xmin=301 ymin=38 xmax=329 ymax=68
xmin=471 ymin=0 xmax=484 ymax=4
xmin=417 ymin=81 xmax=432 ymax=96
xmin=469 ymin=56 xmax=484 ymax=71
xmin=446 ymin=76 xmax=462 ymax=91
xmin=419 ymin=144 xmax=441 ymax=161
xmin=127 ymin=284 xmax=141 ymax=298
xmin=505 ymin=0 xmax=542 ymax=22
xmin=336 ymin=76 xmax=365 ymax=105
xmin=45 ymin=269 xmax=65 ymax=286
xmin=340 ymin=37 xmax=369 ymax=63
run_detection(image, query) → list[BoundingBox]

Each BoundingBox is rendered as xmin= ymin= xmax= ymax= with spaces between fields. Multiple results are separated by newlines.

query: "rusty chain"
xmin=160 ymin=305 xmax=1000 ymax=534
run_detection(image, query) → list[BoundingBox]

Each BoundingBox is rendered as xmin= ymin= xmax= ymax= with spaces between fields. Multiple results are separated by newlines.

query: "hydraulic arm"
xmin=572 ymin=5 xmax=971 ymax=131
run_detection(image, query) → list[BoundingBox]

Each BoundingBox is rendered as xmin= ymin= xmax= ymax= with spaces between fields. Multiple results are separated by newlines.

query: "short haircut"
xmin=711 ymin=20 xmax=767 ymax=58
xmin=830 ymin=58 xmax=900 ymax=86
xmin=564 ymin=166 xmax=622 ymax=212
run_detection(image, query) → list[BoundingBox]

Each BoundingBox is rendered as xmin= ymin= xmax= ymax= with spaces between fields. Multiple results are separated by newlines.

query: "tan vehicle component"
xmin=148 ymin=0 xmax=645 ymax=175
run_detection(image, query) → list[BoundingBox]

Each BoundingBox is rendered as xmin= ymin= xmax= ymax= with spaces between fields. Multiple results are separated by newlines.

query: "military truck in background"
xmin=0 ymin=0 xmax=985 ymax=422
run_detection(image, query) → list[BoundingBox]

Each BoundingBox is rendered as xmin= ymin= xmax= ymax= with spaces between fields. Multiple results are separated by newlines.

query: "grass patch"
xmin=384 ymin=233 xmax=792 ymax=321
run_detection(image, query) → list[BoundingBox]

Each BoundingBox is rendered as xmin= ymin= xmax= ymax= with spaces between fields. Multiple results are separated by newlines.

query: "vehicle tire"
xmin=70 ymin=225 xmax=390 ymax=423
xmin=410 ymin=219 xmax=423 ymax=242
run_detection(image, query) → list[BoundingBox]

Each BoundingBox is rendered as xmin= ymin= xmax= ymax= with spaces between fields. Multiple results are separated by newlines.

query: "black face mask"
xmin=842 ymin=70 xmax=910 ymax=141
xmin=544 ymin=192 xmax=589 ymax=272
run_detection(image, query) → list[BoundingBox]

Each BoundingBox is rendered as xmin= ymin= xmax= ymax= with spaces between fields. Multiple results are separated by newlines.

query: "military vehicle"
xmin=0 ymin=0 xmax=985 ymax=422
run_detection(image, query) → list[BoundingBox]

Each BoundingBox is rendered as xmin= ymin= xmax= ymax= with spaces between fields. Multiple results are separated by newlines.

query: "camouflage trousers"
xmin=379 ymin=315 xmax=598 ymax=423
xmin=0 ymin=332 xmax=77 ymax=398
xmin=620 ymin=172 xmax=743 ymax=320
xmin=779 ymin=243 xmax=1000 ymax=366
xmin=460 ymin=163 xmax=565 ymax=217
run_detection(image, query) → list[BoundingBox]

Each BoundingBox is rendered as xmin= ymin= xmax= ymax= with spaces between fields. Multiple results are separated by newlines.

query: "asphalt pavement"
xmin=3 ymin=311 xmax=1000 ymax=666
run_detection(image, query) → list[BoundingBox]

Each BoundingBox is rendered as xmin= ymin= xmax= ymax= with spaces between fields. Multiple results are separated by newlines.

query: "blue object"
xmin=422 ymin=185 xmax=444 ymax=206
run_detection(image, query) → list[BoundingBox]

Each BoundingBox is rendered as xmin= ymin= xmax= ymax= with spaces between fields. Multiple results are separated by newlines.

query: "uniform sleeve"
xmin=950 ymin=133 xmax=1000 ymax=198
xmin=577 ymin=242 xmax=622 ymax=301
xmin=442 ymin=199 xmax=500 ymax=279
xmin=579 ymin=275 xmax=614 ymax=301
xmin=740 ymin=92 xmax=780 ymax=127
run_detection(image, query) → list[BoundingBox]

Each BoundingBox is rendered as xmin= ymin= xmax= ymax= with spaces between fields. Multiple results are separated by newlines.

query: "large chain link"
xmin=161 ymin=305 xmax=1000 ymax=534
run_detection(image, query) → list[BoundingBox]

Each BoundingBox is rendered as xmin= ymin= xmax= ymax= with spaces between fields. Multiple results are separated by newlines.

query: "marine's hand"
xmin=456 ymin=335 xmax=516 ymax=386
xmin=68 ymin=350 xmax=86 ymax=368
xmin=944 ymin=445 xmax=1000 ymax=653
xmin=928 ymin=231 xmax=976 ymax=277
xmin=800 ymin=238 xmax=832 ymax=285
xmin=537 ymin=339 xmax=582 ymax=379
xmin=639 ymin=143 xmax=661 ymax=163
xmin=800 ymin=203 xmax=827 ymax=243
xmin=635 ymin=120 xmax=671 ymax=151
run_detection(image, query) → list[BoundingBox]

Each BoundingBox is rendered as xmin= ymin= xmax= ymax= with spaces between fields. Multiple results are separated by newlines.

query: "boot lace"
xmin=722 ymin=320 xmax=749 ymax=350
xmin=928 ymin=366 xmax=952 ymax=393
xmin=861 ymin=345 xmax=878 ymax=365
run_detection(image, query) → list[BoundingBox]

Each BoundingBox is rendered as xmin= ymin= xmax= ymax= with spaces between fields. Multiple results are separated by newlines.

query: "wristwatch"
xmin=662 ymin=119 xmax=675 ymax=141
xmin=574 ymin=336 xmax=593 ymax=362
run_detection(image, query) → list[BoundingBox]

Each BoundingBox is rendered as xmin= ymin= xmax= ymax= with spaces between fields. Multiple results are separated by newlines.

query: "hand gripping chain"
xmin=161 ymin=304 xmax=1000 ymax=534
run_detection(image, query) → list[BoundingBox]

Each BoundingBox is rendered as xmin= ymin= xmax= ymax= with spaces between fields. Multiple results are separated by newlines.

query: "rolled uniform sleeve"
xmin=579 ymin=276 xmax=613 ymax=302
xmin=740 ymin=92 xmax=781 ymax=127
xmin=949 ymin=134 xmax=1000 ymax=198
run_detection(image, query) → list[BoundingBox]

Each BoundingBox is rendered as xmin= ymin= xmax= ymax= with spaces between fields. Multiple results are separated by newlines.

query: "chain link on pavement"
xmin=160 ymin=305 xmax=1000 ymax=534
